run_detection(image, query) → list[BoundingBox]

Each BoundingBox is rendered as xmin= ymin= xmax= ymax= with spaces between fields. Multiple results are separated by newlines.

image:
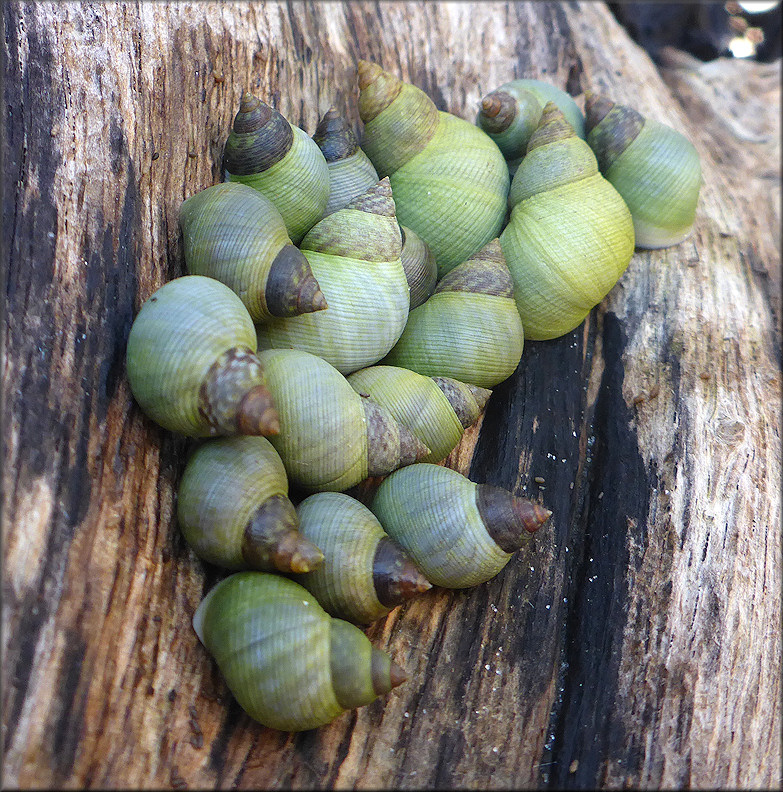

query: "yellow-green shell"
xmin=477 ymin=78 xmax=586 ymax=173
xmin=125 ymin=276 xmax=262 ymax=436
xmin=193 ymin=572 xmax=396 ymax=731
xmin=177 ymin=436 xmax=288 ymax=569
xmin=347 ymin=366 xmax=465 ymax=463
xmin=179 ymin=183 xmax=302 ymax=323
xmin=371 ymin=465 xmax=512 ymax=589
xmin=588 ymin=109 xmax=701 ymax=249
xmin=295 ymin=492 xmax=392 ymax=624
xmin=228 ymin=125 xmax=330 ymax=245
xmin=381 ymin=240 xmax=524 ymax=389
xmin=256 ymin=180 xmax=409 ymax=375
xmin=258 ymin=349 xmax=369 ymax=491
xmin=500 ymin=104 xmax=635 ymax=340
xmin=358 ymin=62 xmax=509 ymax=277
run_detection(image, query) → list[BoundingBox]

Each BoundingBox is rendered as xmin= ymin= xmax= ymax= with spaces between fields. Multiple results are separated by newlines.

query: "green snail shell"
xmin=257 ymin=348 xmax=428 ymax=492
xmin=358 ymin=60 xmax=509 ymax=277
xmin=585 ymin=91 xmax=702 ymax=249
xmin=293 ymin=492 xmax=431 ymax=624
xmin=371 ymin=464 xmax=551 ymax=588
xmin=477 ymin=78 xmax=586 ymax=174
xmin=347 ymin=365 xmax=491 ymax=463
xmin=193 ymin=572 xmax=406 ymax=731
xmin=381 ymin=238 xmax=524 ymax=389
xmin=224 ymin=93 xmax=330 ymax=245
xmin=312 ymin=108 xmax=436 ymax=308
xmin=256 ymin=179 xmax=409 ymax=375
xmin=500 ymin=102 xmax=635 ymax=341
xmin=125 ymin=275 xmax=278 ymax=437
xmin=179 ymin=182 xmax=327 ymax=323
xmin=313 ymin=106 xmax=380 ymax=215
xmin=400 ymin=225 xmax=437 ymax=309
xmin=177 ymin=436 xmax=324 ymax=573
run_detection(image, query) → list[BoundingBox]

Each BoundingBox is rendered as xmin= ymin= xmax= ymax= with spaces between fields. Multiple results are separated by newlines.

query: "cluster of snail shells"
xmin=126 ymin=60 xmax=701 ymax=733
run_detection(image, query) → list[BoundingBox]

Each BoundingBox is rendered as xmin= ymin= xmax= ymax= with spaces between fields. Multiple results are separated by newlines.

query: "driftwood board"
xmin=2 ymin=1 xmax=780 ymax=789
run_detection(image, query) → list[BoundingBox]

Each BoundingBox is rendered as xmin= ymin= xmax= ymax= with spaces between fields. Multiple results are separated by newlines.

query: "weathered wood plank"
xmin=2 ymin=1 xmax=780 ymax=789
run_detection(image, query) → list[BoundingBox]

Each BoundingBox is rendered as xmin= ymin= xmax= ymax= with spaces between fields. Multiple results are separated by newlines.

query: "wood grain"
xmin=2 ymin=1 xmax=780 ymax=789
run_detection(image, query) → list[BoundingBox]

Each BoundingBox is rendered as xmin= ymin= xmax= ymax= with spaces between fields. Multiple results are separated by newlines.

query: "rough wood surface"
xmin=2 ymin=1 xmax=780 ymax=789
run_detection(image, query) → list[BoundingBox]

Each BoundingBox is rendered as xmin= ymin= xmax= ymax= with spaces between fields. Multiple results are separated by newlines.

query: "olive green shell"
xmin=477 ymin=78 xmax=586 ymax=174
xmin=500 ymin=103 xmax=635 ymax=341
xmin=177 ymin=436 xmax=323 ymax=573
xmin=125 ymin=276 xmax=278 ymax=437
xmin=400 ymin=225 xmax=437 ymax=309
xmin=294 ymin=492 xmax=431 ymax=624
xmin=256 ymin=179 xmax=409 ymax=375
xmin=193 ymin=572 xmax=405 ymax=732
xmin=371 ymin=464 xmax=550 ymax=589
xmin=179 ymin=182 xmax=327 ymax=323
xmin=224 ymin=93 xmax=330 ymax=244
xmin=312 ymin=109 xmax=436 ymax=308
xmin=585 ymin=92 xmax=702 ymax=249
xmin=313 ymin=107 xmax=380 ymax=215
xmin=381 ymin=239 xmax=524 ymax=389
xmin=358 ymin=61 xmax=509 ymax=277
xmin=257 ymin=348 xmax=428 ymax=492
xmin=347 ymin=365 xmax=491 ymax=463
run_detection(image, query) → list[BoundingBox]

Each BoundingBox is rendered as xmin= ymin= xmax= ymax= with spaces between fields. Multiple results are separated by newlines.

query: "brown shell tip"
xmin=518 ymin=502 xmax=552 ymax=534
xmin=466 ymin=383 xmax=492 ymax=412
xmin=480 ymin=94 xmax=502 ymax=118
xmin=346 ymin=177 xmax=396 ymax=217
xmin=373 ymin=537 xmax=432 ymax=608
xmin=239 ymin=91 xmax=260 ymax=113
xmin=471 ymin=237 xmax=504 ymax=263
xmin=284 ymin=539 xmax=325 ymax=574
xmin=357 ymin=60 xmax=383 ymax=89
xmin=310 ymin=287 xmax=328 ymax=312
xmin=236 ymin=386 xmax=280 ymax=436
xmin=389 ymin=661 xmax=407 ymax=688
xmin=583 ymin=91 xmax=615 ymax=133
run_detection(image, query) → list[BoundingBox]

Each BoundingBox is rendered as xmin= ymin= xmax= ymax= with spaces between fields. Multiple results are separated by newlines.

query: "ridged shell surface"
xmin=257 ymin=349 xmax=368 ymax=491
xmin=371 ymin=465 xmax=511 ymax=589
xmin=347 ymin=366 xmax=465 ymax=463
xmin=256 ymin=180 xmax=409 ymax=375
xmin=390 ymin=112 xmax=509 ymax=276
xmin=500 ymin=104 xmax=635 ymax=340
xmin=295 ymin=493 xmax=390 ymax=623
xmin=193 ymin=572 xmax=397 ymax=731
xmin=228 ymin=125 xmax=330 ymax=245
xmin=125 ymin=276 xmax=260 ymax=436
xmin=177 ymin=436 xmax=305 ymax=571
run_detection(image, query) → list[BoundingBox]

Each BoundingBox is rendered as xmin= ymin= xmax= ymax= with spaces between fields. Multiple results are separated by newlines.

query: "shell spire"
xmin=126 ymin=276 xmax=281 ymax=437
xmin=294 ymin=492 xmax=431 ymax=624
xmin=193 ymin=573 xmax=407 ymax=731
xmin=178 ymin=436 xmax=323 ymax=573
xmin=224 ymin=92 xmax=330 ymax=244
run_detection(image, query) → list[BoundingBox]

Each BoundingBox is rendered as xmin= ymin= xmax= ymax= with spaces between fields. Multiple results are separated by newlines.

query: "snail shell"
xmin=347 ymin=365 xmax=491 ymax=464
xmin=223 ymin=93 xmax=330 ymax=244
xmin=500 ymin=103 xmax=635 ymax=340
xmin=313 ymin=108 xmax=436 ymax=308
xmin=177 ymin=436 xmax=324 ymax=573
xmin=357 ymin=61 xmax=509 ymax=277
xmin=294 ymin=492 xmax=432 ymax=624
xmin=257 ymin=348 xmax=429 ymax=492
xmin=179 ymin=182 xmax=327 ymax=323
xmin=371 ymin=464 xmax=551 ymax=589
xmin=125 ymin=276 xmax=278 ymax=437
xmin=381 ymin=238 xmax=525 ymax=388
xmin=584 ymin=91 xmax=702 ymax=249
xmin=256 ymin=179 xmax=410 ymax=375
xmin=193 ymin=572 xmax=406 ymax=731
xmin=477 ymin=78 xmax=586 ymax=175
